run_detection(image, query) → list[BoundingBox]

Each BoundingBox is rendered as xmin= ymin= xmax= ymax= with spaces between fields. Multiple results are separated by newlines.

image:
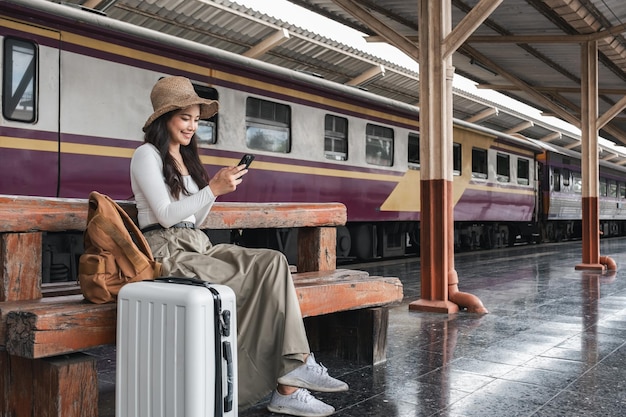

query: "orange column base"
xmin=575 ymin=263 xmax=605 ymax=271
xmin=408 ymin=299 xmax=460 ymax=314
xmin=413 ymin=179 xmax=459 ymax=315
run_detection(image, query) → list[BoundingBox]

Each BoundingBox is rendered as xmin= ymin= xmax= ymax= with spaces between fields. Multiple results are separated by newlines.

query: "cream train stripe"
xmin=202 ymin=156 xmax=401 ymax=182
xmin=466 ymin=183 xmax=535 ymax=195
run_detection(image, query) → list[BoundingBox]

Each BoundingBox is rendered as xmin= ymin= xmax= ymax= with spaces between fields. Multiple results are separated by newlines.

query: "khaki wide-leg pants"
xmin=145 ymin=227 xmax=310 ymax=408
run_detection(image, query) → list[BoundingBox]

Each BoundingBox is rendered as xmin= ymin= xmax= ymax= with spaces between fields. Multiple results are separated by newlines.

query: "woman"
xmin=130 ymin=76 xmax=348 ymax=416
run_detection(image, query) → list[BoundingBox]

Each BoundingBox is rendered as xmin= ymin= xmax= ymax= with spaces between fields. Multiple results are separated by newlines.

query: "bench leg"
xmin=1 ymin=232 xmax=43 ymax=301
xmin=0 ymin=351 xmax=98 ymax=417
xmin=304 ymin=307 xmax=389 ymax=365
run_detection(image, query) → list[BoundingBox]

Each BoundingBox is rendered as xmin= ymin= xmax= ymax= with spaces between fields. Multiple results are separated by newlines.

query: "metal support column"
xmin=408 ymin=0 xmax=458 ymax=313
xmin=576 ymin=40 xmax=604 ymax=271
xmin=410 ymin=0 xmax=495 ymax=314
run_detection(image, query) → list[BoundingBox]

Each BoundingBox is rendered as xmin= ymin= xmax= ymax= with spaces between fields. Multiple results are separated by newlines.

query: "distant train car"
xmin=535 ymin=141 xmax=626 ymax=241
xmin=1 ymin=0 xmax=622 ymax=283
xmin=448 ymin=120 xmax=541 ymax=250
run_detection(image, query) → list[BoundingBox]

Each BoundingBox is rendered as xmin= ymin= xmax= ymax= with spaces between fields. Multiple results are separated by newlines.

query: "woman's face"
xmin=167 ymin=104 xmax=201 ymax=148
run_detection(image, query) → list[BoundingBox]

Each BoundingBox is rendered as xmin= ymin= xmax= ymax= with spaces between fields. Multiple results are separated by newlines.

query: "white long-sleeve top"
xmin=130 ymin=143 xmax=216 ymax=229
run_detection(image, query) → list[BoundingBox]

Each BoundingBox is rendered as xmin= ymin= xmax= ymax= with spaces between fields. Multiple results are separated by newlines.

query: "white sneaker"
xmin=277 ymin=353 xmax=349 ymax=393
xmin=267 ymin=388 xmax=335 ymax=417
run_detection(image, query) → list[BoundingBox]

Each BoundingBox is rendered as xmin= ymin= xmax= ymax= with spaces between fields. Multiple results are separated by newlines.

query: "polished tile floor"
xmin=95 ymin=238 xmax=626 ymax=416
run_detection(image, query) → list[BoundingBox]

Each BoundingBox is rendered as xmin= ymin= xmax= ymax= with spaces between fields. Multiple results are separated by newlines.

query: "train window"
xmin=196 ymin=121 xmax=216 ymax=144
xmin=453 ymin=142 xmax=461 ymax=175
xmin=193 ymin=84 xmax=218 ymax=144
xmin=245 ymin=97 xmax=291 ymax=153
xmin=620 ymin=183 xmax=626 ymax=199
xmin=408 ymin=133 xmax=420 ymax=169
xmin=471 ymin=147 xmax=487 ymax=179
xmin=517 ymin=158 xmax=530 ymax=185
xmin=365 ymin=123 xmax=393 ymax=166
xmin=608 ymin=179 xmax=617 ymax=198
xmin=324 ymin=115 xmax=348 ymax=161
xmin=2 ymin=38 xmax=37 ymax=122
xmin=562 ymin=169 xmax=570 ymax=187
xmin=572 ymin=172 xmax=582 ymax=193
xmin=496 ymin=153 xmax=510 ymax=182
xmin=553 ymin=168 xmax=561 ymax=191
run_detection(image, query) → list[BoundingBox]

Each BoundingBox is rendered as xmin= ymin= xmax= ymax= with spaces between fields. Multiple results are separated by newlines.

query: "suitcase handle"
xmin=154 ymin=276 xmax=212 ymax=287
xmin=223 ymin=341 xmax=234 ymax=412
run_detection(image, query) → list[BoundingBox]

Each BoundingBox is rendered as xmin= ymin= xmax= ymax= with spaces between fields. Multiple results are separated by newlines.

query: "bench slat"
xmin=200 ymin=202 xmax=347 ymax=230
xmin=295 ymin=273 xmax=403 ymax=317
xmin=0 ymin=195 xmax=346 ymax=232
xmin=3 ymin=272 xmax=403 ymax=359
xmin=41 ymin=282 xmax=84 ymax=297
xmin=6 ymin=302 xmax=116 ymax=358
xmin=0 ymin=295 xmax=84 ymax=343
xmin=293 ymin=268 xmax=371 ymax=284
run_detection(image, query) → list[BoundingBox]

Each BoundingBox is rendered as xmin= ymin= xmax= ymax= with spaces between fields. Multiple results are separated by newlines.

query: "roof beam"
xmin=467 ymin=22 xmax=626 ymax=43
xmin=597 ymin=95 xmax=626 ymax=130
xmin=365 ymin=35 xmax=418 ymax=43
xmin=464 ymin=107 xmax=498 ymax=123
xmin=82 ymin=0 xmax=106 ymax=8
xmin=346 ymin=64 xmax=385 ymax=86
xmin=443 ymin=0 xmax=502 ymax=59
xmin=540 ymin=131 xmax=562 ymax=142
xmin=542 ymin=112 xmax=626 ymax=123
xmin=242 ymin=28 xmax=290 ymax=59
xmin=330 ymin=0 xmax=418 ymax=59
xmin=476 ymin=84 xmax=626 ymax=95
xmin=504 ymin=120 xmax=534 ymax=134
xmin=601 ymin=122 xmax=626 ymax=146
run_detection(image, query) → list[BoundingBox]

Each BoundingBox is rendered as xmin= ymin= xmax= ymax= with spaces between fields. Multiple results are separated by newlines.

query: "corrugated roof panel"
xmin=480 ymin=0 xmax=568 ymax=34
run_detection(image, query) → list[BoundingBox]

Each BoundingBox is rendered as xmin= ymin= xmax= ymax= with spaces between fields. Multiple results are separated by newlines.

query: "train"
xmin=2 ymin=0 xmax=626 ymax=283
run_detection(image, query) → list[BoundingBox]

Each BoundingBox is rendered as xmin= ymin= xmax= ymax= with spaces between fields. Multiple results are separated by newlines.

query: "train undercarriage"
xmin=40 ymin=218 xmax=626 ymax=283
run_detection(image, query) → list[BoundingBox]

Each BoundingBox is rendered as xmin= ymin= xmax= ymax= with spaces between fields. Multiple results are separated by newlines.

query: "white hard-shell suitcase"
xmin=116 ymin=277 xmax=238 ymax=417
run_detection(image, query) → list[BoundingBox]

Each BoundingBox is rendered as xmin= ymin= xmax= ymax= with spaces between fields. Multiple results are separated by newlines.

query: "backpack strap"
xmin=91 ymin=214 xmax=151 ymax=270
xmin=102 ymin=194 xmax=155 ymax=262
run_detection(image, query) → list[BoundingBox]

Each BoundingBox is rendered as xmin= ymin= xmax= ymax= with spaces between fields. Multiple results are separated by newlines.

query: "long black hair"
xmin=143 ymin=111 xmax=209 ymax=198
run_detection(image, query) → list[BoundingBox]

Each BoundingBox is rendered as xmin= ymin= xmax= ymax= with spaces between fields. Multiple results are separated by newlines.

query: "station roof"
xmin=58 ymin=0 xmax=626 ymax=165
xmin=288 ymin=0 xmax=626 ymax=154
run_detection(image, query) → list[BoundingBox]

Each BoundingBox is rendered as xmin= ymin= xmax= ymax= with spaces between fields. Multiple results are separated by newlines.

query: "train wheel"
xmin=481 ymin=225 xmax=495 ymax=249
xmin=349 ymin=224 xmax=376 ymax=260
xmin=507 ymin=226 xmax=515 ymax=247
xmin=336 ymin=226 xmax=351 ymax=258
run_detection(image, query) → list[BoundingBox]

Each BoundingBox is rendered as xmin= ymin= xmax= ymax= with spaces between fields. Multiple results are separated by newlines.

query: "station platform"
xmin=95 ymin=238 xmax=626 ymax=416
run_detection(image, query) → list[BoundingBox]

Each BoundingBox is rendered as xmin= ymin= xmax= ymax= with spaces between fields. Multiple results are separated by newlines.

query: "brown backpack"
xmin=78 ymin=191 xmax=162 ymax=303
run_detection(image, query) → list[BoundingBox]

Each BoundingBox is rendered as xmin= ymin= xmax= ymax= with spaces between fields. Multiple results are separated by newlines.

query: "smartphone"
xmin=238 ymin=153 xmax=255 ymax=169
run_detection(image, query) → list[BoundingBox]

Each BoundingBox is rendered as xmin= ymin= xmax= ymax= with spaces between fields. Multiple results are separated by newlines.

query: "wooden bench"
xmin=0 ymin=194 xmax=403 ymax=417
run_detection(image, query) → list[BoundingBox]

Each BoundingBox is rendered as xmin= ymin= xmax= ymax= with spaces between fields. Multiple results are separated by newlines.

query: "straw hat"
xmin=143 ymin=76 xmax=219 ymax=132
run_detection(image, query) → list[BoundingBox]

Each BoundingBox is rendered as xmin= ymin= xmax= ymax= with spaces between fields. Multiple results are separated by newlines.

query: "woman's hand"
xmin=207 ymin=164 xmax=248 ymax=197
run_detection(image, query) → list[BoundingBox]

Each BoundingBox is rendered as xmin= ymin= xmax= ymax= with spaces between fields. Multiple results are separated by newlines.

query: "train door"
xmin=0 ymin=21 xmax=60 ymax=196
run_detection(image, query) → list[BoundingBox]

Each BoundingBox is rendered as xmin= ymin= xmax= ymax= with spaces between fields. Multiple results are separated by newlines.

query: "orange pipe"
xmin=599 ymin=255 xmax=617 ymax=271
xmin=448 ymin=271 xmax=488 ymax=314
